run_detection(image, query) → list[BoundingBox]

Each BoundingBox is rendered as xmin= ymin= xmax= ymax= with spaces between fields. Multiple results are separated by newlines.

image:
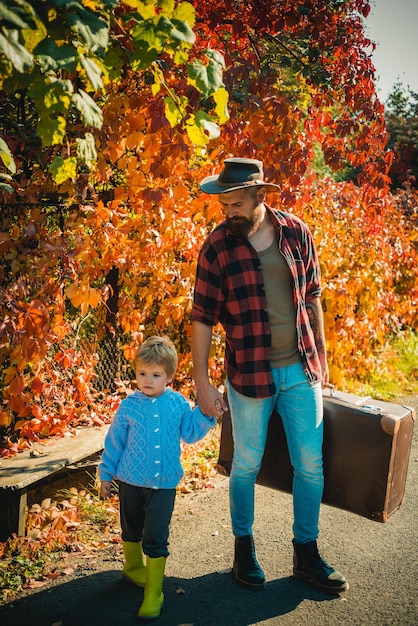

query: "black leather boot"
xmin=292 ymin=539 xmax=348 ymax=594
xmin=233 ymin=535 xmax=266 ymax=591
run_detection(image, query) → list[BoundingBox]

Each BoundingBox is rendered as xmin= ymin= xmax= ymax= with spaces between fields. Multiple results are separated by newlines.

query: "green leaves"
xmin=72 ymin=90 xmax=103 ymax=128
xmin=188 ymin=50 xmax=225 ymax=98
xmin=0 ymin=0 xmax=108 ymax=173
xmin=28 ymin=78 xmax=72 ymax=146
xmin=34 ymin=40 xmax=78 ymax=73
xmin=80 ymin=55 xmax=103 ymax=91
xmin=76 ymin=133 xmax=97 ymax=167
xmin=0 ymin=1 xmax=36 ymax=30
xmin=65 ymin=2 xmax=109 ymax=52
xmin=131 ymin=7 xmax=195 ymax=65
xmin=128 ymin=1 xmax=228 ymax=138
xmin=0 ymin=0 xmax=229 ymax=194
xmin=0 ymin=28 xmax=33 ymax=73
xmin=27 ymin=78 xmax=102 ymax=148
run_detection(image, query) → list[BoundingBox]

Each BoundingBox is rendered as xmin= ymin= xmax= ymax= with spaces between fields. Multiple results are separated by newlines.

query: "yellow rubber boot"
xmin=137 ymin=556 xmax=167 ymax=621
xmin=122 ymin=541 xmax=146 ymax=587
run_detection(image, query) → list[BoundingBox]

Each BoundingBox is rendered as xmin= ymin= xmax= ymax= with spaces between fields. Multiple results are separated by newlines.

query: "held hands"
xmin=100 ymin=480 xmax=112 ymax=499
xmin=196 ymin=383 xmax=227 ymax=417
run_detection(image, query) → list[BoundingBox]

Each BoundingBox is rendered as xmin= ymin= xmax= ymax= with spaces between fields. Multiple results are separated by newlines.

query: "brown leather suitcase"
xmin=217 ymin=389 xmax=415 ymax=522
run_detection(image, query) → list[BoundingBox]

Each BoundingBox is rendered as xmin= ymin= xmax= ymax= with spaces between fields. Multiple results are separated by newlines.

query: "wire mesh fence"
xmin=77 ymin=335 xmax=134 ymax=393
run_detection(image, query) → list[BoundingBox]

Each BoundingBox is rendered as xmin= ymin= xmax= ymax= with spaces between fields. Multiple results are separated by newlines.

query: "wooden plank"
xmin=0 ymin=425 xmax=110 ymax=540
xmin=0 ymin=425 xmax=109 ymax=491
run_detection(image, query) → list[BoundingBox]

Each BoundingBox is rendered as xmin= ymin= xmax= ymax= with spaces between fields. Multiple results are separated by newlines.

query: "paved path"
xmin=1 ymin=396 xmax=417 ymax=626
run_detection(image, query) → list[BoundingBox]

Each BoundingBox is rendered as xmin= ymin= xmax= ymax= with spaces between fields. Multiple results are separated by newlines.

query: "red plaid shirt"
xmin=191 ymin=205 xmax=323 ymax=397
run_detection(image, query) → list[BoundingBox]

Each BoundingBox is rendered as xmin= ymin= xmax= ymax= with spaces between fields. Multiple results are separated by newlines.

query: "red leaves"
xmin=31 ymin=377 xmax=44 ymax=395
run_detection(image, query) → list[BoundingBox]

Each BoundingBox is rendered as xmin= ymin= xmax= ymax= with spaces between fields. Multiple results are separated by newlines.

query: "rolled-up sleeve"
xmin=191 ymin=243 xmax=224 ymax=326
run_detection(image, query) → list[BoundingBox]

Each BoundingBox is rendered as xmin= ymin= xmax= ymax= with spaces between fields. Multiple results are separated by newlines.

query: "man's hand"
xmin=196 ymin=382 xmax=228 ymax=417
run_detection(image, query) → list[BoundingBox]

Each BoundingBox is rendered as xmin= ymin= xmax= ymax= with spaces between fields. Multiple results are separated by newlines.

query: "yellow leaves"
xmin=185 ymin=111 xmax=221 ymax=145
xmin=173 ymin=1 xmax=196 ymax=27
xmin=164 ymin=94 xmax=188 ymax=127
xmin=48 ymin=156 xmax=77 ymax=185
xmin=213 ymin=86 xmax=229 ymax=125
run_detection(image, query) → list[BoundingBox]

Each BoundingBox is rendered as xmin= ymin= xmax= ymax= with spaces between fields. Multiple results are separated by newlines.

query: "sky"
xmin=363 ymin=0 xmax=418 ymax=102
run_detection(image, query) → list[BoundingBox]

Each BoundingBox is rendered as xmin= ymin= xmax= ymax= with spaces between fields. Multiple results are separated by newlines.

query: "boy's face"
xmin=135 ymin=361 xmax=171 ymax=398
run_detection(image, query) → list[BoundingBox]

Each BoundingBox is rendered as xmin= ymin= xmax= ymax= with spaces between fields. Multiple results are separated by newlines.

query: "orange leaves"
xmin=0 ymin=1 xmax=414 ymax=458
xmin=296 ymin=180 xmax=418 ymax=387
xmin=65 ymin=283 xmax=102 ymax=315
xmin=54 ymin=350 xmax=74 ymax=369
xmin=122 ymin=343 xmax=139 ymax=363
xmin=27 ymin=497 xmax=81 ymax=535
xmin=14 ymin=301 xmax=50 ymax=345
xmin=8 ymin=373 xmax=25 ymax=395
xmin=0 ymin=410 xmax=12 ymax=427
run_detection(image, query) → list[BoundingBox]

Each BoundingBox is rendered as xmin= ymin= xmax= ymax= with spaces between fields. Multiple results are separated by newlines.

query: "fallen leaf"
xmin=30 ymin=448 xmax=46 ymax=457
xmin=61 ymin=568 xmax=75 ymax=576
xmin=26 ymin=579 xmax=48 ymax=589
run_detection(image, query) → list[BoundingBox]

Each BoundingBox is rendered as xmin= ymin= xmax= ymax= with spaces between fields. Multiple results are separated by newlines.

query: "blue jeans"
xmin=226 ymin=362 xmax=324 ymax=544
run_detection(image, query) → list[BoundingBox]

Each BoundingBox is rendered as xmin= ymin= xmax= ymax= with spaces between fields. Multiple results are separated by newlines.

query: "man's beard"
xmin=226 ymin=216 xmax=255 ymax=238
xmin=227 ymin=208 xmax=263 ymax=238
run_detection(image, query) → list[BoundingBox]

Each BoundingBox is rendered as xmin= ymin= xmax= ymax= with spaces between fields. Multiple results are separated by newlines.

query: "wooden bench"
xmin=0 ymin=425 xmax=110 ymax=541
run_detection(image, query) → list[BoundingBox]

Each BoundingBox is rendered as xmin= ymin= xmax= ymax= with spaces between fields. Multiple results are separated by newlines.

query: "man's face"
xmin=219 ymin=187 xmax=265 ymax=238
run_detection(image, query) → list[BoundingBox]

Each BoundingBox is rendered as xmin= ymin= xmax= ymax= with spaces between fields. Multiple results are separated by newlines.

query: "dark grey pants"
xmin=119 ymin=481 xmax=176 ymax=558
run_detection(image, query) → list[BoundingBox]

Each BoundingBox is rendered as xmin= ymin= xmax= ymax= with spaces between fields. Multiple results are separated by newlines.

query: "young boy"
xmin=99 ymin=335 xmax=216 ymax=621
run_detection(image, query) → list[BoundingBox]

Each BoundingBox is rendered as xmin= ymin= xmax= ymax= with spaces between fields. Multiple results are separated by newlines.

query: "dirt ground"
xmin=1 ymin=395 xmax=417 ymax=626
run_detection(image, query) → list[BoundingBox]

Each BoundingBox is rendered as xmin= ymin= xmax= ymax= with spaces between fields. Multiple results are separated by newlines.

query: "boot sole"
xmin=293 ymin=569 xmax=349 ymax=594
xmin=122 ymin=573 xmax=145 ymax=588
xmin=137 ymin=600 xmax=164 ymax=622
xmin=233 ymin=569 xmax=266 ymax=591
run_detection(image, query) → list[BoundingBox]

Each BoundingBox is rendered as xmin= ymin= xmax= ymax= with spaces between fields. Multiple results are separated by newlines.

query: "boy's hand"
xmin=100 ymin=480 xmax=112 ymax=499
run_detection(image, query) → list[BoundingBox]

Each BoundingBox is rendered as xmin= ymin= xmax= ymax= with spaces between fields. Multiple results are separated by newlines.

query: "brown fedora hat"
xmin=200 ymin=157 xmax=280 ymax=194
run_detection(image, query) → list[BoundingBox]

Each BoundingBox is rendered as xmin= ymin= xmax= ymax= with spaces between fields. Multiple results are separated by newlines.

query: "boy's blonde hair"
xmin=134 ymin=336 xmax=178 ymax=379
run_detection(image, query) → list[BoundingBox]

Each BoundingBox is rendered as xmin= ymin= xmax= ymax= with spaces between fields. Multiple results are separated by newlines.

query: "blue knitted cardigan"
xmin=99 ymin=388 xmax=216 ymax=489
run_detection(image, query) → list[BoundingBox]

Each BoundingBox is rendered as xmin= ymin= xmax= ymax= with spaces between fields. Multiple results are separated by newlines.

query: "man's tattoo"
xmin=306 ymin=301 xmax=325 ymax=355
